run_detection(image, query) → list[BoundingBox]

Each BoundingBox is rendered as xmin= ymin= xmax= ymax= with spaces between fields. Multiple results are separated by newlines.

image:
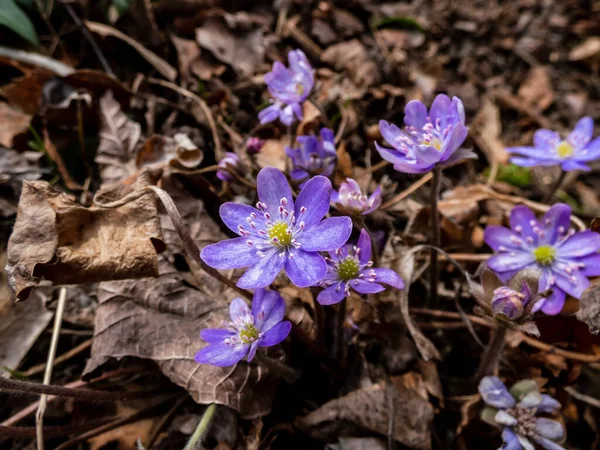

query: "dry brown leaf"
xmin=170 ymin=34 xmax=201 ymax=82
xmin=256 ymin=138 xmax=286 ymax=171
xmin=297 ymin=374 xmax=433 ymax=449
xmin=95 ymin=90 xmax=143 ymax=185
xmin=195 ymin=19 xmax=265 ymax=75
xmin=296 ymin=101 xmax=321 ymax=136
xmin=137 ymin=134 xmax=204 ymax=170
xmin=471 ymin=97 xmax=508 ymax=167
xmin=6 ymin=171 xmax=164 ymax=301
xmin=577 ymin=283 xmax=600 ymax=334
xmin=0 ymin=71 xmax=52 ymax=115
xmin=569 ymin=37 xmax=600 ymax=61
xmin=0 ymin=149 xmax=43 ymax=185
xmin=85 ymin=21 xmax=177 ymax=81
xmin=0 ymin=102 xmax=32 ymax=148
xmin=518 ymin=66 xmax=554 ymax=111
xmin=321 ymin=40 xmax=380 ymax=91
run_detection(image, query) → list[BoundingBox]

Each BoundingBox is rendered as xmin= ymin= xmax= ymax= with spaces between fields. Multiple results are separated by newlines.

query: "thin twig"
xmin=36 ymin=287 xmax=67 ymax=450
xmin=62 ymin=3 xmax=114 ymax=76
xmin=145 ymin=395 xmax=188 ymax=449
xmin=23 ymin=338 xmax=93 ymax=378
xmin=381 ymin=172 xmax=433 ymax=210
xmin=565 ymin=386 xmax=600 ymax=409
xmin=543 ymin=169 xmax=567 ymax=204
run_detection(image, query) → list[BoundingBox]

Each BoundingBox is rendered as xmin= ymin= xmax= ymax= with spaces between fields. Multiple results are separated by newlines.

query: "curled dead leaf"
xmin=0 ymin=102 xmax=31 ymax=148
xmin=6 ymin=170 xmax=164 ymax=301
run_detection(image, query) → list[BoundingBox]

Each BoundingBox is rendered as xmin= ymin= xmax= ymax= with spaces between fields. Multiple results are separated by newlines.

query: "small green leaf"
xmin=509 ymin=379 xmax=538 ymax=400
xmin=371 ymin=16 xmax=425 ymax=32
xmin=484 ymin=163 xmax=531 ymax=188
xmin=0 ymin=0 xmax=39 ymax=46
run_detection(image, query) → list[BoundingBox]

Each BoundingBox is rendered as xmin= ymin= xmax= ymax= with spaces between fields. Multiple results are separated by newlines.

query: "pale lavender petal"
xmin=510 ymin=206 xmax=540 ymax=243
xmin=296 ymin=217 xmax=352 ymax=252
xmin=535 ymin=418 xmax=564 ymax=441
xmin=440 ymin=148 xmax=478 ymax=167
xmin=292 ymin=102 xmax=303 ymax=121
xmin=220 ymin=203 xmax=261 ymax=235
xmin=415 ymin=145 xmax=445 ymax=165
xmin=576 ymin=253 xmax=600 ymax=276
xmin=556 ymin=231 xmax=600 ymax=257
xmin=484 ymin=226 xmax=523 ymax=251
xmin=511 ymin=157 xmax=560 ymax=167
xmin=280 ymin=104 xmax=295 ymax=126
xmin=363 ymin=186 xmax=382 ymax=214
xmin=429 ymin=94 xmax=452 ymax=128
xmin=393 ymin=160 xmax=434 ymax=174
xmin=540 ymin=203 xmax=571 ymax=245
xmin=561 ymin=160 xmax=591 ymax=171
xmin=253 ymin=290 xmax=285 ymax=332
xmin=501 ymin=428 xmax=523 ymax=450
xmin=294 ymin=175 xmax=332 ymax=228
xmin=351 ymin=279 xmax=385 ymax=294
xmin=371 ymin=268 xmax=405 ymax=289
xmin=317 ymin=283 xmax=347 ymax=305
xmin=577 ymin=137 xmax=600 ymax=161
xmin=374 ymin=142 xmax=405 ymax=165
xmin=285 ymin=250 xmax=327 ymax=287
xmin=487 ymin=252 xmax=534 ymax=272
xmin=506 ymin=146 xmax=557 ymax=159
xmin=357 ymin=229 xmax=372 ymax=265
xmin=567 ymin=116 xmax=593 ymax=149
xmin=200 ymin=328 xmax=235 ymax=344
xmin=440 ymin=122 xmax=468 ymax=161
xmin=478 ymin=376 xmax=516 ymax=409
xmin=533 ymin=437 xmax=566 ymax=450
xmin=537 ymin=394 xmax=561 ymax=413
xmin=237 ymin=251 xmax=285 ymax=289
xmin=260 ymin=321 xmax=292 ymax=347
xmin=540 ymin=288 xmax=566 ymax=315
xmin=195 ymin=342 xmax=248 ymax=366
xmin=553 ymin=270 xmax=588 ymax=299
xmin=201 ymin=238 xmax=257 ymax=270
xmin=495 ymin=410 xmax=518 ymax=426
xmin=534 ymin=129 xmax=560 ymax=151
xmin=247 ymin=341 xmax=260 ymax=362
xmin=257 ymin=167 xmax=294 ymax=214
xmin=404 ymin=100 xmax=428 ymax=129
xmin=258 ymin=104 xmax=282 ymax=124
xmin=379 ymin=120 xmax=410 ymax=149
xmin=230 ymin=297 xmax=251 ymax=322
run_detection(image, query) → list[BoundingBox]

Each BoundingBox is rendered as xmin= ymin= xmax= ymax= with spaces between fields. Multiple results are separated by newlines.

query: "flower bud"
xmin=490 ymin=286 xmax=527 ymax=320
xmin=246 ymin=137 xmax=264 ymax=155
xmin=217 ymin=152 xmax=241 ymax=181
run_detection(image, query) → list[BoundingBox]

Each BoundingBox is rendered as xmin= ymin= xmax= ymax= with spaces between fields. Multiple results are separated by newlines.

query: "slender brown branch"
xmin=429 ymin=167 xmax=442 ymax=306
xmin=543 ymin=169 xmax=567 ymax=204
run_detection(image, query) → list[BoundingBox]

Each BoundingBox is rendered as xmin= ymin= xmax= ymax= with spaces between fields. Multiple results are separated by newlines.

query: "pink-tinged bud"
xmin=490 ymin=286 xmax=526 ymax=320
xmin=246 ymin=137 xmax=264 ymax=155
xmin=217 ymin=152 xmax=241 ymax=182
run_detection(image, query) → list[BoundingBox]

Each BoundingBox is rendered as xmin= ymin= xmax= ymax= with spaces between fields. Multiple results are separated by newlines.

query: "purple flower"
xmin=217 ymin=152 xmax=241 ymax=181
xmin=287 ymin=128 xmax=336 ymax=185
xmin=317 ymin=229 xmax=404 ymax=305
xmin=375 ymin=94 xmax=476 ymax=174
xmin=331 ymin=178 xmax=382 ymax=216
xmin=258 ymin=50 xmax=314 ymax=127
xmin=201 ymin=167 xmax=352 ymax=289
xmin=491 ymin=284 xmax=532 ymax=320
xmin=484 ymin=203 xmax=600 ymax=315
xmin=246 ymin=137 xmax=265 ymax=155
xmin=479 ymin=376 xmax=564 ymax=450
xmin=507 ymin=117 xmax=600 ymax=171
xmin=195 ymin=290 xmax=292 ymax=367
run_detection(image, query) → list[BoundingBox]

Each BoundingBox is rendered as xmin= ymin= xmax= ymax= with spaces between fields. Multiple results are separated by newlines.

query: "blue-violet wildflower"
xmin=287 ymin=128 xmax=336 ymax=186
xmin=217 ymin=152 xmax=241 ymax=182
xmin=375 ymin=94 xmax=476 ymax=174
xmin=507 ymin=117 xmax=600 ymax=171
xmin=484 ymin=203 xmax=600 ymax=315
xmin=201 ymin=167 xmax=353 ymax=289
xmin=195 ymin=290 xmax=291 ymax=367
xmin=331 ymin=178 xmax=382 ymax=216
xmin=317 ymin=229 xmax=404 ymax=305
xmin=258 ymin=50 xmax=314 ymax=127
xmin=491 ymin=284 xmax=532 ymax=321
xmin=479 ymin=376 xmax=565 ymax=450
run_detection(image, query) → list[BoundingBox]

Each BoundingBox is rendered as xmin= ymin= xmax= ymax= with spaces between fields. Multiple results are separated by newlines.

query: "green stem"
xmin=543 ymin=169 xmax=566 ymax=204
xmin=429 ymin=167 xmax=442 ymax=306
xmin=183 ymin=404 xmax=217 ymax=450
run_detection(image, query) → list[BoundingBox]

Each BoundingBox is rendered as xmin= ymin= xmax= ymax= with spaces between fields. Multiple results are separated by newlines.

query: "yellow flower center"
xmin=296 ymin=83 xmax=304 ymax=95
xmin=533 ymin=245 xmax=556 ymax=265
xmin=556 ymin=141 xmax=574 ymax=158
xmin=268 ymin=221 xmax=292 ymax=246
xmin=422 ymin=138 xmax=443 ymax=151
xmin=337 ymin=257 xmax=360 ymax=281
xmin=239 ymin=324 xmax=259 ymax=344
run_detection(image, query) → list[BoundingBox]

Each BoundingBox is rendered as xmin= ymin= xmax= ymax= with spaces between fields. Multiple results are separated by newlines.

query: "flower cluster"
xmin=375 ymin=94 xmax=476 ymax=174
xmin=259 ymin=50 xmax=314 ymax=127
xmin=201 ymin=167 xmax=352 ymax=289
xmin=331 ymin=178 xmax=381 ymax=216
xmin=507 ymin=117 xmax=600 ymax=171
xmin=195 ymin=290 xmax=291 ymax=367
xmin=484 ymin=203 xmax=600 ymax=315
xmin=479 ymin=376 xmax=565 ymax=450
xmin=317 ymin=229 xmax=404 ymax=305
xmin=287 ymin=128 xmax=337 ymax=186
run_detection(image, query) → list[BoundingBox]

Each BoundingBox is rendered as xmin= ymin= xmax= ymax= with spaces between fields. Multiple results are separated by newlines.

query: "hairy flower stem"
xmin=475 ymin=323 xmax=508 ymax=380
xmin=334 ymin=300 xmax=347 ymax=362
xmin=184 ymin=404 xmax=217 ymax=450
xmin=543 ymin=169 xmax=567 ymax=204
xmin=429 ymin=167 xmax=442 ymax=306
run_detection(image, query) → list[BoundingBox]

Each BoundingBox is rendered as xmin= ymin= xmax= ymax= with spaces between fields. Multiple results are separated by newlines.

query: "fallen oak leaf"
xmin=6 ymin=169 xmax=164 ymax=301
